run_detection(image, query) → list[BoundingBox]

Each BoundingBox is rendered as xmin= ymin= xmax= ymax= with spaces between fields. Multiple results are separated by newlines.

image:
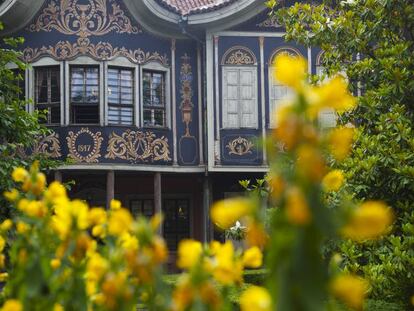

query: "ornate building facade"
xmin=0 ymin=0 xmax=333 ymax=256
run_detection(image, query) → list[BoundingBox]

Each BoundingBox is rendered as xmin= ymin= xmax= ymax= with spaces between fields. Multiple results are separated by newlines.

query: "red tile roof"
xmin=157 ymin=0 xmax=237 ymax=15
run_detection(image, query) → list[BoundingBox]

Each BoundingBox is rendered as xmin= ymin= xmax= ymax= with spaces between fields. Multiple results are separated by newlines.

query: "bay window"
xmin=70 ymin=66 xmax=100 ymax=124
xmin=142 ymin=70 xmax=166 ymax=127
xmin=35 ymin=66 xmax=60 ymax=124
xmin=107 ymin=67 xmax=134 ymax=125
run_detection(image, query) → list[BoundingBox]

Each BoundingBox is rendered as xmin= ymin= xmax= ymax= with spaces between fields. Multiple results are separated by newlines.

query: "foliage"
xmin=224 ymin=221 xmax=246 ymax=242
xmin=271 ymin=0 xmax=414 ymax=304
xmin=0 ymin=55 xmax=395 ymax=311
xmin=0 ymin=22 xmax=59 ymax=220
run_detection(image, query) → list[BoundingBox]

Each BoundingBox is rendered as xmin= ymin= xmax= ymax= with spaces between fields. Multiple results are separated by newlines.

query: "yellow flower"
xmin=273 ymin=53 xmax=307 ymax=90
xmin=53 ymin=304 xmax=64 ymax=311
xmin=245 ymin=221 xmax=268 ymax=248
xmin=152 ymin=236 xmax=168 ymax=263
xmin=322 ymin=170 xmax=345 ymax=192
xmin=199 ymin=281 xmax=221 ymax=310
xmin=11 ymin=167 xmax=28 ymax=183
xmin=212 ymin=241 xmax=243 ymax=285
xmin=3 ymin=189 xmax=19 ymax=202
xmin=45 ymin=181 xmax=67 ymax=202
xmin=240 ymin=286 xmax=272 ymax=311
xmin=92 ymin=225 xmax=106 ymax=239
xmin=0 ymin=219 xmax=13 ymax=231
xmin=269 ymin=174 xmax=285 ymax=200
xmin=0 ymin=272 xmax=8 ymax=282
xmin=331 ymin=274 xmax=369 ymax=310
xmin=50 ymin=258 xmax=61 ymax=269
xmin=285 ymin=186 xmax=311 ymax=225
xmin=119 ymin=232 xmax=139 ymax=251
xmin=177 ymin=239 xmax=202 ymax=269
xmin=172 ymin=276 xmax=194 ymax=311
xmin=150 ymin=213 xmax=163 ymax=231
xmin=16 ymin=222 xmax=29 ymax=234
xmin=342 ymin=201 xmax=393 ymax=241
xmin=1 ymin=300 xmax=23 ymax=311
xmin=0 ymin=236 xmax=5 ymax=252
xmin=242 ymin=246 xmax=263 ymax=268
xmin=70 ymin=200 xmax=89 ymax=230
xmin=316 ymin=76 xmax=356 ymax=113
xmin=296 ymin=144 xmax=326 ymax=182
xmin=24 ymin=200 xmax=47 ymax=218
xmin=210 ymin=198 xmax=253 ymax=230
xmin=87 ymin=252 xmax=109 ymax=282
xmin=32 ymin=172 xmax=46 ymax=195
xmin=272 ymin=113 xmax=302 ymax=150
xmin=0 ymin=254 xmax=5 ymax=268
xmin=108 ymin=208 xmax=133 ymax=236
xmin=88 ymin=207 xmax=107 ymax=227
xmin=329 ymin=127 xmax=354 ymax=161
xmin=110 ymin=199 xmax=122 ymax=210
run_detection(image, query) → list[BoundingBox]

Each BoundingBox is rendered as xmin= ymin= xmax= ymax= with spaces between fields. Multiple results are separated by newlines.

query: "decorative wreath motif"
xmin=226 ymin=137 xmax=254 ymax=156
xmin=66 ymin=128 xmax=103 ymax=163
xmin=105 ymin=130 xmax=171 ymax=163
xmin=32 ymin=132 xmax=62 ymax=158
xmin=28 ymin=0 xmax=140 ymax=38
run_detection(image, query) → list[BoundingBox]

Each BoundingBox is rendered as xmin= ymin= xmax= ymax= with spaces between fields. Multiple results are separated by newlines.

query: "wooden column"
xmin=54 ymin=170 xmax=62 ymax=182
xmin=106 ymin=170 xmax=114 ymax=209
xmin=154 ymin=172 xmax=162 ymax=234
xmin=202 ymin=175 xmax=212 ymax=243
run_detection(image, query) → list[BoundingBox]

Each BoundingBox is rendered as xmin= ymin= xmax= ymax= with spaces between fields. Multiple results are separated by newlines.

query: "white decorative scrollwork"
xmin=28 ymin=0 xmax=140 ymax=38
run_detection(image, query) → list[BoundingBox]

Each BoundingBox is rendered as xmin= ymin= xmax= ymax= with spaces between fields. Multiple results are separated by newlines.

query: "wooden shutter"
xmin=222 ymin=67 xmax=257 ymax=129
xmin=239 ymin=68 xmax=257 ymax=128
xmin=223 ymin=68 xmax=240 ymax=128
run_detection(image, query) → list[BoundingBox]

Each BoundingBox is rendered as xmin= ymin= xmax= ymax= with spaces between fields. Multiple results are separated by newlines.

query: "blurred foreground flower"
xmin=331 ymin=274 xmax=369 ymax=310
xmin=240 ymin=286 xmax=272 ymax=311
xmin=342 ymin=201 xmax=393 ymax=241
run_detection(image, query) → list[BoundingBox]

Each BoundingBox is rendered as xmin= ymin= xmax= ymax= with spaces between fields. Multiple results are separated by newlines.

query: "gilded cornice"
xmin=22 ymin=38 xmax=169 ymax=66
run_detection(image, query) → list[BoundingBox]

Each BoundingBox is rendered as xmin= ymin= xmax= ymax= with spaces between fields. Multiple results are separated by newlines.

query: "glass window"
xmin=35 ymin=66 xmax=60 ymax=125
xmin=107 ymin=67 xmax=134 ymax=125
xmin=70 ymin=66 xmax=99 ymax=124
xmin=143 ymin=70 xmax=166 ymax=127
xmin=11 ymin=69 xmax=25 ymax=101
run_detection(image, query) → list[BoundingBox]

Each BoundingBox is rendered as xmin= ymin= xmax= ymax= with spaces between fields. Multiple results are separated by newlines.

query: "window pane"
xmin=143 ymin=109 xmax=152 ymax=126
xmin=35 ymin=67 xmax=60 ymax=124
xmin=154 ymin=109 xmax=165 ymax=127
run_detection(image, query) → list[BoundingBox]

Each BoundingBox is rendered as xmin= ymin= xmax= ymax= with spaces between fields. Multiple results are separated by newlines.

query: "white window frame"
xmin=140 ymin=61 xmax=171 ymax=129
xmin=66 ymin=56 xmax=104 ymax=126
xmin=105 ymin=57 xmax=138 ymax=127
xmin=29 ymin=57 xmax=64 ymax=126
xmin=222 ymin=65 xmax=258 ymax=129
xmin=6 ymin=62 xmax=29 ymax=113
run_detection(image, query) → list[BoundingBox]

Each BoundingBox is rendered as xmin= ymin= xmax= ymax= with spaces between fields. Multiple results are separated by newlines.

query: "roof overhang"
xmin=0 ymin=0 xmax=45 ymax=35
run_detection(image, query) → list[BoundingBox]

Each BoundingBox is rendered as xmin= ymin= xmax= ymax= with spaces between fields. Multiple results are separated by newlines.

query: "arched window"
xmin=221 ymin=46 xmax=258 ymax=129
xmin=268 ymin=47 xmax=302 ymax=128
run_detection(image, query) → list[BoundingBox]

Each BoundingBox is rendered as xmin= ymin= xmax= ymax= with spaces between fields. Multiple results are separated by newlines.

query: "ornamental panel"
xmin=221 ymin=46 xmax=257 ymax=66
xmin=28 ymin=0 xmax=141 ymax=38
